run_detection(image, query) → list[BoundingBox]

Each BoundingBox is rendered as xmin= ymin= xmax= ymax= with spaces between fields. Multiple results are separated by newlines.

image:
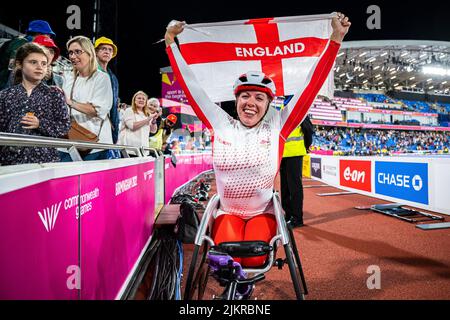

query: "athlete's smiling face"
xmin=236 ymin=90 xmax=270 ymax=128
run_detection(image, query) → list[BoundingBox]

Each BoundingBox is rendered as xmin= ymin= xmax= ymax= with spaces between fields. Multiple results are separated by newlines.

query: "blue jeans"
xmin=59 ymin=150 xmax=110 ymax=162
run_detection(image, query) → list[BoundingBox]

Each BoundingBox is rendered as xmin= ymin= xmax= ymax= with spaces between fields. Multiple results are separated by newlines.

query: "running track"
xmin=180 ymin=175 xmax=450 ymax=300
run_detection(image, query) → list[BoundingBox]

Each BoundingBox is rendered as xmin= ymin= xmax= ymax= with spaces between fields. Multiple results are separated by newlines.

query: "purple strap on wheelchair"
xmin=207 ymin=252 xmax=252 ymax=297
xmin=207 ymin=252 xmax=247 ymax=278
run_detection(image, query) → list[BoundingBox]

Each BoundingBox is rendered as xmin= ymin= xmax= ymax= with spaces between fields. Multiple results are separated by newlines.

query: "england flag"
xmin=177 ymin=13 xmax=337 ymax=102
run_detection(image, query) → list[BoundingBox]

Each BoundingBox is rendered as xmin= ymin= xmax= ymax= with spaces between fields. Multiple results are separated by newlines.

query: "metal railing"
xmin=0 ymin=132 xmax=162 ymax=161
xmin=0 ymin=23 xmax=24 ymax=39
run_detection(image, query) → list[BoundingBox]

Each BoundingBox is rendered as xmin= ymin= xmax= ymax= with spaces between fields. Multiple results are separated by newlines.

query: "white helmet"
xmin=233 ymin=71 xmax=276 ymax=99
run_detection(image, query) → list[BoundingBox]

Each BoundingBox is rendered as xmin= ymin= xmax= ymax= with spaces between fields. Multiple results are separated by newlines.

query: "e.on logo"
xmin=340 ymin=160 xmax=372 ymax=192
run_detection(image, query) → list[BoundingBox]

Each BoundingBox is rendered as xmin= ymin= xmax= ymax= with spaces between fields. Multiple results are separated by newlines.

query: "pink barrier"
xmin=0 ymin=176 xmax=79 ymax=300
xmin=0 ymin=154 xmax=213 ymax=299
xmin=165 ymin=154 xmax=213 ymax=203
xmin=0 ymin=162 xmax=156 ymax=300
xmin=312 ymin=120 xmax=450 ymax=132
xmin=310 ymin=150 xmax=334 ymax=156
xmin=80 ymin=162 xmax=155 ymax=299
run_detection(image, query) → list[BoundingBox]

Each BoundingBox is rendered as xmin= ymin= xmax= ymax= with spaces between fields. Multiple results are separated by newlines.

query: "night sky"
xmin=2 ymin=0 xmax=449 ymax=103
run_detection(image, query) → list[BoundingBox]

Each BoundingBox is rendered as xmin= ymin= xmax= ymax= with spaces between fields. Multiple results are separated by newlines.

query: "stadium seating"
xmin=355 ymin=93 xmax=396 ymax=104
xmin=401 ymin=100 xmax=437 ymax=114
xmin=312 ymin=127 xmax=450 ymax=156
xmin=309 ymin=98 xmax=343 ymax=121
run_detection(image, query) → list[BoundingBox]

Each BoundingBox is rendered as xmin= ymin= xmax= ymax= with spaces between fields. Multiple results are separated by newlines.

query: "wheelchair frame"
xmin=183 ymin=192 xmax=308 ymax=300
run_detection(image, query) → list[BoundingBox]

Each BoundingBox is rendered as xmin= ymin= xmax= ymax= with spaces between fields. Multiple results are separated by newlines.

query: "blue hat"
xmin=26 ymin=20 xmax=56 ymax=37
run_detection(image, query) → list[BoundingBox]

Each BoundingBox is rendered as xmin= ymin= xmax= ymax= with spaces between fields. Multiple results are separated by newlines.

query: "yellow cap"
xmin=94 ymin=36 xmax=118 ymax=58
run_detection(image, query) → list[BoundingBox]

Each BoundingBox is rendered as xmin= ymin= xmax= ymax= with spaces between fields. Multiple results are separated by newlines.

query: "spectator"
xmin=0 ymin=43 xmax=70 ymax=165
xmin=170 ymin=139 xmax=181 ymax=154
xmin=280 ymin=116 xmax=313 ymax=228
xmin=203 ymin=128 xmax=211 ymax=147
xmin=94 ymin=36 xmax=120 ymax=144
xmin=149 ymin=111 xmax=177 ymax=150
xmin=0 ymin=20 xmax=56 ymax=90
xmin=118 ymin=90 xmax=158 ymax=156
xmin=59 ymin=36 xmax=113 ymax=161
xmin=162 ymin=141 xmax=172 ymax=155
xmin=32 ymin=35 xmax=63 ymax=87
xmin=118 ymin=102 xmax=129 ymax=131
xmin=4 ymin=35 xmax=62 ymax=89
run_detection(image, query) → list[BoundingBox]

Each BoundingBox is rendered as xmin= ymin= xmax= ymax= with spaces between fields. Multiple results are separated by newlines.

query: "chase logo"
xmin=375 ymin=162 xmax=428 ymax=205
xmin=412 ymin=175 xmax=423 ymax=191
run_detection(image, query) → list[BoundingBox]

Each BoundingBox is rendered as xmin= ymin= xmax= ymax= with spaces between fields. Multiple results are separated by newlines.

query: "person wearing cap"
xmin=4 ymin=35 xmax=62 ymax=88
xmin=0 ymin=20 xmax=56 ymax=91
xmin=164 ymin=15 xmax=350 ymax=268
xmin=164 ymin=114 xmax=178 ymax=142
xmin=94 ymin=36 xmax=120 ymax=144
xmin=149 ymin=107 xmax=178 ymax=150
xmin=32 ymin=35 xmax=63 ymax=87
xmin=33 ymin=35 xmax=60 ymax=64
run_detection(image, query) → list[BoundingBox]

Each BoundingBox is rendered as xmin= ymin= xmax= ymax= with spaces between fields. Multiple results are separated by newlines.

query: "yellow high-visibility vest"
xmin=283 ymin=126 xmax=307 ymax=158
xmin=149 ymin=128 xmax=163 ymax=150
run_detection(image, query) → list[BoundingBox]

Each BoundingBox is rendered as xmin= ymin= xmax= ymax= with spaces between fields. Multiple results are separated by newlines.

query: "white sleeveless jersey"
xmin=167 ymin=41 xmax=340 ymax=219
xmin=212 ymin=113 xmax=281 ymax=217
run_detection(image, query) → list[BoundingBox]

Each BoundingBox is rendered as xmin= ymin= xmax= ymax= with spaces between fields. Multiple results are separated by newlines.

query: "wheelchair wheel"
xmin=284 ymin=242 xmax=306 ymax=300
xmin=183 ymin=242 xmax=210 ymax=300
xmin=287 ymin=227 xmax=308 ymax=295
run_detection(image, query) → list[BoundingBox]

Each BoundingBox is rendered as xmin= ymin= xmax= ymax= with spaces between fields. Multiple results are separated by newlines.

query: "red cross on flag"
xmin=177 ymin=13 xmax=336 ymax=103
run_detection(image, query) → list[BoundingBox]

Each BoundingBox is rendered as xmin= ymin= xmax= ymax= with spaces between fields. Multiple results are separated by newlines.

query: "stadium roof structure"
xmin=335 ymin=40 xmax=450 ymax=95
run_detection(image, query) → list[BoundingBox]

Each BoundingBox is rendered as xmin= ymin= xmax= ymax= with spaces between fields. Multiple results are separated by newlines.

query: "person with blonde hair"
xmin=118 ymin=90 xmax=158 ymax=155
xmin=59 ymin=35 xmax=113 ymax=161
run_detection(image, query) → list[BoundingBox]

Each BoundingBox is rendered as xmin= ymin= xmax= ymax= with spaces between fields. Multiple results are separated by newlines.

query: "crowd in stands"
xmin=0 ymin=19 xmax=180 ymax=166
xmin=313 ymin=126 xmax=450 ymax=156
xmin=165 ymin=126 xmax=212 ymax=155
xmin=355 ymin=93 xmax=396 ymax=104
xmin=354 ymin=93 xmax=450 ymax=115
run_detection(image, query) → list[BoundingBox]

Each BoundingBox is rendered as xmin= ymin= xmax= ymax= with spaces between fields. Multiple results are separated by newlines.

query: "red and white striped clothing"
xmin=166 ymin=40 xmax=340 ymax=219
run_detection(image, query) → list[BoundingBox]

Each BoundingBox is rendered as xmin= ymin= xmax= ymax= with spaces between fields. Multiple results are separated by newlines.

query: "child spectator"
xmin=0 ymin=20 xmax=56 ymax=90
xmin=0 ymin=43 xmax=70 ymax=165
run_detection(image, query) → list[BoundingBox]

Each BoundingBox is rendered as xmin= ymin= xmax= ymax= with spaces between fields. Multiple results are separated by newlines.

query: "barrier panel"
xmin=80 ymin=162 xmax=155 ymax=299
xmin=0 ymin=176 xmax=79 ymax=300
xmin=310 ymin=155 xmax=450 ymax=215
xmin=165 ymin=153 xmax=213 ymax=203
xmin=0 ymin=152 xmax=213 ymax=299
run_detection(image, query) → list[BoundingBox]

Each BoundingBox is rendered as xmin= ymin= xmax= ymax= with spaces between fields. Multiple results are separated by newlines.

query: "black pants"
xmin=280 ymin=156 xmax=304 ymax=224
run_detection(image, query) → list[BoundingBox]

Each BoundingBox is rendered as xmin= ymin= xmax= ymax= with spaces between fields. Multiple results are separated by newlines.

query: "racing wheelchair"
xmin=183 ymin=192 xmax=308 ymax=300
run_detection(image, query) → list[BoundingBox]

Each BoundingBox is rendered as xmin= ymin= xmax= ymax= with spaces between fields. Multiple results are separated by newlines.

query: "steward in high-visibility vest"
xmin=149 ymin=114 xmax=177 ymax=150
xmin=280 ymin=125 xmax=308 ymax=228
xmin=283 ymin=126 xmax=307 ymax=158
